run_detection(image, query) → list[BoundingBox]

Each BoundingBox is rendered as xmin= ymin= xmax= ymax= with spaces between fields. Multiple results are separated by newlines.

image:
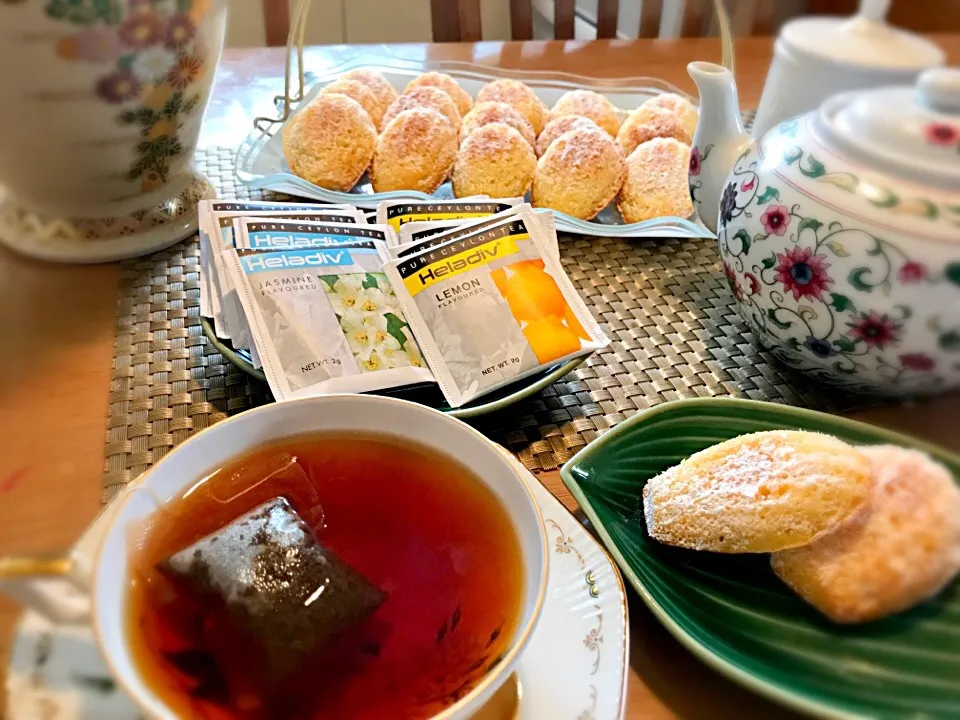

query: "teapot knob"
xmin=917 ymin=68 xmax=960 ymax=114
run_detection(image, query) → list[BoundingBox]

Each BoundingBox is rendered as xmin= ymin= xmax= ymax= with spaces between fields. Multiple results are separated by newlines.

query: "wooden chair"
xmin=431 ymin=0 xmax=779 ymax=43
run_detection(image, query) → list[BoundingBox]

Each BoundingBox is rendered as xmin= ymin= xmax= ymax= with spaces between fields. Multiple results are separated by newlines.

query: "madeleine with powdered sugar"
xmin=642 ymin=430 xmax=873 ymax=554
xmin=283 ymin=94 xmax=376 ymax=191
xmin=532 ymin=125 xmax=625 ymax=220
xmin=371 ymin=107 xmax=458 ymax=194
xmin=452 ymin=123 xmax=536 ymax=199
xmin=772 ymin=444 xmax=960 ymax=623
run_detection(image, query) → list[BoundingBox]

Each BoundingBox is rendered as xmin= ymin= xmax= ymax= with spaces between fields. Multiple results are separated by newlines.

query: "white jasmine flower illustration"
xmin=340 ymin=310 xmax=375 ymax=361
xmin=360 ymin=350 xmax=384 ymax=372
xmin=402 ymin=326 xmax=426 ymax=365
xmin=333 ymin=275 xmax=364 ymax=295
xmin=356 ymin=286 xmax=388 ymax=316
xmin=365 ymin=313 xmax=401 ymax=353
xmin=132 ymin=47 xmax=176 ymax=83
xmin=328 ymin=276 xmax=365 ymax=315
xmin=382 ymin=346 xmax=411 ymax=368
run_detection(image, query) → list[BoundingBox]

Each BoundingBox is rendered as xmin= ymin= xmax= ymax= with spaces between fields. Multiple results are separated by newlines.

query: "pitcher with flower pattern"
xmin=0 ymin=0 xmax=226 ymax=261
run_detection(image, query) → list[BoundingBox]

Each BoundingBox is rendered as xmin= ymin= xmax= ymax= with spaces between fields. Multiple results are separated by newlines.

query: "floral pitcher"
xmin=0 ymin=0 xmax=226 ymax=261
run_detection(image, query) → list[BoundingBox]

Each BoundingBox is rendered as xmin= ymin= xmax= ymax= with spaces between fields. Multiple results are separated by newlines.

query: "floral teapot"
xmin=688 ymin=62 xmax=960 ymax=395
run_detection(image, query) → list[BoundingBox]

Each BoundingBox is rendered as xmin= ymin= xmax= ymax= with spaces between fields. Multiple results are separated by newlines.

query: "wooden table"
xmin=1 ymin=35 xmax=959 ymax=719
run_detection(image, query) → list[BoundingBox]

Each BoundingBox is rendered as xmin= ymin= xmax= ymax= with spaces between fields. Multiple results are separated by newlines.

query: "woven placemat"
xmin=102 ymin=145 xmax=883 ymax=500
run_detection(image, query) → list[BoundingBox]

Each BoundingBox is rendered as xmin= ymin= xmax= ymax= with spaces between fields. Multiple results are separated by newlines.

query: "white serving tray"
xmin=234 ymin=56 xmax=714 ymax=239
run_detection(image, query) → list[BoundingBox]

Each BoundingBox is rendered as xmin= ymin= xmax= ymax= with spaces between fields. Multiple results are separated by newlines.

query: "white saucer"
xmin=5 ymin=454 xmax=628 ymax=719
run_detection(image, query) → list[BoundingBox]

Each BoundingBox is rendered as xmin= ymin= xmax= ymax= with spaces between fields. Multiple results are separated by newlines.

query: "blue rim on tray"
xmin=201 ymin=318 xmax=584 ymax=419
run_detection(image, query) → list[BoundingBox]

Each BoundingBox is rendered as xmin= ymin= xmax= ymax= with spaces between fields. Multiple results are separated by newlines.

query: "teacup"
xmin=0 ymin=394 xmax=548 ymax=719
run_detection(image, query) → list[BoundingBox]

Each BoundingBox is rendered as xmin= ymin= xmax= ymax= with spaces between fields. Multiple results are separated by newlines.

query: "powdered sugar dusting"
xmin=644 ymin=430 xmax=872 ymax=554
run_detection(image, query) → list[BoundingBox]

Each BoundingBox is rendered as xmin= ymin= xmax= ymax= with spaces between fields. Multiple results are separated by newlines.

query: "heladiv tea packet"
xmin=384 ymin=205 xmax=608 ymax=408
xmin=226 ymin=219 xmax=397 ymax=367
xmin=392 ymin=207 xmax=558 ymax=260
xmin=199 ymin=200 xmax=323 ymax=321
xmin=199 ymin=199 xmax=358 ymax=327
xmin=199 ymin=201 xmax=364 ymax=339
xmin=223 ymin=237 xmax=432 ymax=401
xmin=375 ymin=198 xmax=522 ymax=233
xmin=205 ymin=205 xmax=365 ymax=341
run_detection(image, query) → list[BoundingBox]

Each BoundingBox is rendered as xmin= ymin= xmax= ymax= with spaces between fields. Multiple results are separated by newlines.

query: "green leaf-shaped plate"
xmin=561 ymin=398 xmax=960 ymax=719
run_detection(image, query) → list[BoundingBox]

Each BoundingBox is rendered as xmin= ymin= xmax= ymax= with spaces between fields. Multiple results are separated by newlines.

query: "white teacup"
xmin=0 ymin=395 xmax=548 ymax=720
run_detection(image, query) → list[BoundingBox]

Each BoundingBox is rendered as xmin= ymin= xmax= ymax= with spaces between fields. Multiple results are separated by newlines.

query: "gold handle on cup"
xmin=0 ymin=555 xmax=72 ymax=580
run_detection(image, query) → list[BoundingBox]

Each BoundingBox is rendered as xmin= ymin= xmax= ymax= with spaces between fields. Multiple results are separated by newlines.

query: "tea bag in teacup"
xmin=161 ymin=497 xmax=386 ymax=675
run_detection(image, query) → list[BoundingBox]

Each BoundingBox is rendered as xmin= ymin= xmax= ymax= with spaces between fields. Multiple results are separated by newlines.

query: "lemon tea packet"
xmin=375 ymin=198 xmax=523 ymax=233
xmin=383 ymin=207 xmax=607 ymax=408
xmin=224 ymin=241 xmax=432 ymax=401
xmin=393 ymin=206 xmax=558 ymax=260
xmin=201 ymin=202 xmax=363 ymax=339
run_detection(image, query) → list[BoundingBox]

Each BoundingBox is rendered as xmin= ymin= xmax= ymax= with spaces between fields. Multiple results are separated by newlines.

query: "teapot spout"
xmin=688 ymin=61 xmax=752 ymax=234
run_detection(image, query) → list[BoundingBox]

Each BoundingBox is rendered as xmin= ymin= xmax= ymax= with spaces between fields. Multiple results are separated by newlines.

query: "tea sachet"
xmin=375 ymin=198 xmax=522 ymax=233
xmin=161 ymin=497 xmax=385 ymax=676
xmin=392 ymin=206 xmax=558 ymax=260
xmin=203 ymin=204 xmax=364 ymax=340
xmin=224 ymin=240 xmax=432 ymax=400
xmin=199 ymin=200 xmax=333 ymax=324
xmin=226 ymin=219 xmax=397 ymax=367
xmin=384 ymin=206 xmax=607 ymax=407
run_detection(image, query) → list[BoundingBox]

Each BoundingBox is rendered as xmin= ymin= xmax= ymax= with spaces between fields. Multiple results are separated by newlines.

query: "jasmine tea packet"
xmin=201 ymin=202 xmax=363 ymax=339
xmin=225 ymin=219 xmax=396 ymax=364
xmin=383 ymin=207 xmax=607 ymax=408
xmin=375 ymin=198 xmax=522 ymax=233
xmin=224 ymin=241 xmax=432 ymax=401
xmin=199 ymin=200 xmax=357 ymax=323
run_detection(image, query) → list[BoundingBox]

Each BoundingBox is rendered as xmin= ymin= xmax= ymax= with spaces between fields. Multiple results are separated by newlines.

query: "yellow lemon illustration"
xmin=523 ymin=315 xmax=582 ymax=364
xmin=509 ymin=258 xmax=546 ymax=275
xmin=504 ymin=265 xmax=568 ymax=322
xmin=490 ymin=267 xmax=509 ymax=297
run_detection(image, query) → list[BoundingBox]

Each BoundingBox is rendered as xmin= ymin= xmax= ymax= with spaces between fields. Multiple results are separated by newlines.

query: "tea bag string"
xmin=209 ymin=456 xmax=301 ymax=505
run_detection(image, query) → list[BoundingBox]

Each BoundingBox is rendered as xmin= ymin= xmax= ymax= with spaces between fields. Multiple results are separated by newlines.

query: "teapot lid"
xmin=781 ymin=0 xmax=944 ymax=69
xmin=815 ymin=68 xmax=960 ymax=190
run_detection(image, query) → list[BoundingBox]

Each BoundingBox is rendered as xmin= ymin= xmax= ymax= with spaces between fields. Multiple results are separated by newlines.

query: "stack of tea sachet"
xmin=199 ymin=198 xmax=609 ymax=408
